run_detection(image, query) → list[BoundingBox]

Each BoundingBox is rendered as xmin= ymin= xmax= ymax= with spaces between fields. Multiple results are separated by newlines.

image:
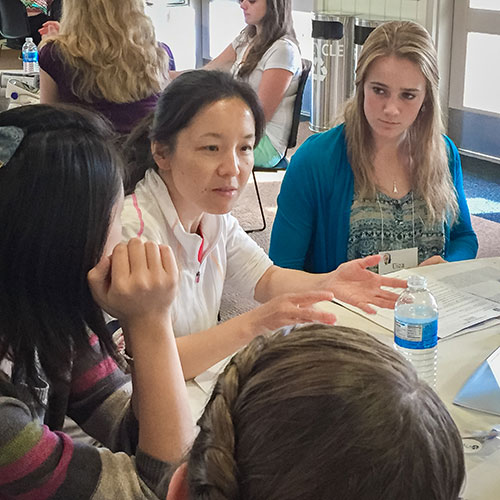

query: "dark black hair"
xmin=0 ymin=104 xmax=122 ymax=406
xmin=122 ymin=70 xmax=265 ymax=194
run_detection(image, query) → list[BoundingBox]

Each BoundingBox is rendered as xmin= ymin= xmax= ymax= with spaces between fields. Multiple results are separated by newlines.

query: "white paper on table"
xmin=193 ymin=356 xmax=231 ymax=395
xmin=423 ymin=258 xmax=500 ymax=303
xmin=441 ymin=318 xmax=500 ymax=341
xmin=335 ymin=268 xmax=500 ymax=338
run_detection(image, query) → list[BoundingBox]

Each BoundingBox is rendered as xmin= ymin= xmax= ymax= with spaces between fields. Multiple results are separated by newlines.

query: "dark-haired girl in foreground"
xmin=122 ymin=70 xmax=406 ymax=380
xmin=0 ymin=105 xmax=192 ymax=498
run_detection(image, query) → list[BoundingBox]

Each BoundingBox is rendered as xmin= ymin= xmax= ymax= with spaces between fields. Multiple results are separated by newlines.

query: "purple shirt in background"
xmin=39 ymin=42 xmax=175 ymax=134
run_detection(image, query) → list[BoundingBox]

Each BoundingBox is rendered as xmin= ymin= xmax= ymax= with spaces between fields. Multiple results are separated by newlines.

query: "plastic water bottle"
xmin=22 ymin=38 xmax=39 ymax=73
xmin=394 ymin=275 xmax=438 ymax=388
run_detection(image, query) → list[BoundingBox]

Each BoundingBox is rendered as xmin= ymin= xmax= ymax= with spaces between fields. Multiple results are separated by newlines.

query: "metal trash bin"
xmin=352 ymin=17 xmax=384 ymax=92
xmin=310 ymin=14 xmax=354 ymax=132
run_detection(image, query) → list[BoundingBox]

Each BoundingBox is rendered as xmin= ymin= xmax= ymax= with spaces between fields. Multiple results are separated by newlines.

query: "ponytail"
xmin=187 ymin=336 xmax=270 ymax=499
xmin=121 ymin=112 xmax=156 ymax=195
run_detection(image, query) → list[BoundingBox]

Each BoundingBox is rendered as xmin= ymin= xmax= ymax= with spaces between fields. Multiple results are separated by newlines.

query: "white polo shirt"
xmin=121 ymin=169 xmax=273 ymax=338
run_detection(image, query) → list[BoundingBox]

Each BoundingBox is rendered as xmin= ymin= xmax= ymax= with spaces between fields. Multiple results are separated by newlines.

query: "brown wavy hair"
xmin=236 ymin=0 xmax=298 ymax=79
xmin=40 ymin=0 xmax=169 ymax=103
xmin=343 ymin=20 xmax=458 ymax=223
xmin=185 ymin=324 xmax=464 ymax=499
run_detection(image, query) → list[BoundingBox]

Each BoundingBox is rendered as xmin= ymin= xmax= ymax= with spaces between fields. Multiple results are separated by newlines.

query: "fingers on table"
xmin=288 ymin=290 xmax=335 ymax=306
xmin=380 ymin=277 xmax=407 ymax=289
xmin=281 ymin=292 xmax=337 ymax=324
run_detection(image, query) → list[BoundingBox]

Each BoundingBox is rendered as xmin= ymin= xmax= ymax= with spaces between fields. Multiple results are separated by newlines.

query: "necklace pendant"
xmin=393 ymin=180 xmax=398 ymax=194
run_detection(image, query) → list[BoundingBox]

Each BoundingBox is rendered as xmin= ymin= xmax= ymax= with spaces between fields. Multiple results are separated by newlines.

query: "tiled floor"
xmin=462 ymin=155 xmax=500 ymax=223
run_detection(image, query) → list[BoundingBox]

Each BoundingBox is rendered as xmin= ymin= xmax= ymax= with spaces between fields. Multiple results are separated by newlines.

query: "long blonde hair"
xmin=40 ymin=0 xmax=169 ymax=103
xmin=343 ymin=20 xmax=457 ymax=223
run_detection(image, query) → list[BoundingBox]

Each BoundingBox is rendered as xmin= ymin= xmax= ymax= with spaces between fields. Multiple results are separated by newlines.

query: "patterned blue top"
xmin=347 ymin=191 xmax=445 ymax=265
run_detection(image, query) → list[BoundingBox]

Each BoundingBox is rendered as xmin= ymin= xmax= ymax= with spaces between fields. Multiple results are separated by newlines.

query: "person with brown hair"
xmin=201 ymin=0 xmax=301 ymax=167
xmin=270 ymin=20 xmax=477 ymax=274
xmin=165 ymin=324 xmax=465 ymax=500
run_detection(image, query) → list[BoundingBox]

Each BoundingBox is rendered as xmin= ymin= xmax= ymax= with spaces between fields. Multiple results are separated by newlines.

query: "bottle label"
xmin=394 ymin=317 xmax=438 ymax=349
xmin=22 ymin=51 xmax=38 ymax=63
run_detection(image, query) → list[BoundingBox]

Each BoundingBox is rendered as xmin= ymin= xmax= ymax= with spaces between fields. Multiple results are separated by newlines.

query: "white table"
xmin=187 ymin=259 xmax=500 ymax=500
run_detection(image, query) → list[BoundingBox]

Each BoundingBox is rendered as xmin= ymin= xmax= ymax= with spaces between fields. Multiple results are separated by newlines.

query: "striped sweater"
xmin=0 ymin=334 xmax=173 ymax=499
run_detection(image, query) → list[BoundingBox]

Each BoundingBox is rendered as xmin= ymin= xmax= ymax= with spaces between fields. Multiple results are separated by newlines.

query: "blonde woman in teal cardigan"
xmin=270 ymin=21 xmax=477 ymax=273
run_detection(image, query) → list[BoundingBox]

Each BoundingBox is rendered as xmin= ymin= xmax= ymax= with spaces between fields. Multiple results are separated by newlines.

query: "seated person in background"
xmin=121 ymin=70 xmax=405 ymax=380
xmin=165 ymin=324 xmax=465 ymax=500
xmin=270 ymin=21 xmax=478 ymax=274
xmin=201 ymin=0 xmax=301 ymax=168
xmin=0 ymin=104 xmax=192 ymax=499
xmin=38 ymin=0 xmax=175 ymax=135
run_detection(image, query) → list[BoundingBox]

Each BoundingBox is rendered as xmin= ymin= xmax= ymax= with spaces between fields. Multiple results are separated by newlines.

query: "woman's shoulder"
xmin=442 ymin=134 xmax=459 ymax=156
xmin=39 ymin=41 xmax=67 ymax=75
xmin=440 ymin=135 xmax=462 ymax=181
xmin=287 ymin=124 xmax=349 ymax=184
xmin=232 ymin=31 xmax=249 ymax=49
xmin=158 ymin=41 xmax=176 ymax=70
xmin=266 ymin=37 xmax=300 ymax=60
xmin=273 ymin=36 xmax=299 ymax=51
xmin=122 ymin=171 xmax=176 ymax=243
xmin=39 ymin=40 xmax=60 ymax=61
xmin=257 ymin=37 xmax=301 ymax=76
xmin=295 ymin=124 xmax=347 ymax=159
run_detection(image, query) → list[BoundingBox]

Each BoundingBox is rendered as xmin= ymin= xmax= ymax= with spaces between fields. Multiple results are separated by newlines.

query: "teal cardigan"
xmin=269 ymin=124 xmax=478 ymax=273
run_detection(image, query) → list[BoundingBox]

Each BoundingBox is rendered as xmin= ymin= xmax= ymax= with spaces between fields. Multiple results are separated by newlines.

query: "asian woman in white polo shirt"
xmin=121 ymin=70 xmax=406 ymax=380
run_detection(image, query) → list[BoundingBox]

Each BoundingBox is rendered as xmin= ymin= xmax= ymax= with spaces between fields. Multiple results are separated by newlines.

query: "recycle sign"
xmin=312 ymin=40 xmax=344 ymax=82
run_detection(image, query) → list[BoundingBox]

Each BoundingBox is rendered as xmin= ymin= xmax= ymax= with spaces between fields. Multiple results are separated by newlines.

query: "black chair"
xmin=0 ymin=0 xmax=30 ymax=40
xmin=247 ymin=58 xmax=312 ymax=233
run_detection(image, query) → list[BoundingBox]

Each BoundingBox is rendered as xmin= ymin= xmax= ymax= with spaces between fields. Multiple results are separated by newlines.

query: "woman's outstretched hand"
xmin=88 ymin=238 xmax=178 ymax=327
xmin=325 ymin=255 xmax=407 ymax=314
xmin=244 ymin=290 xmax=337 ymax=338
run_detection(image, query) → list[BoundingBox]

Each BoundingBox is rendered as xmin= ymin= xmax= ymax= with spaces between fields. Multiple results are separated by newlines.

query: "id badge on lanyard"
xmin=376 ymin=192 xmax=418 ymax=275
xmin=378 ymin=247 xmax=418 ymax=275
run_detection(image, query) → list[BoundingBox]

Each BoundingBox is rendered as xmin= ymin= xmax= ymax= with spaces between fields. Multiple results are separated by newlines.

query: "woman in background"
xmin=0 ymin=104 xmax=192 ymax=499
xmin=38 ymin=0 xmax=174 ymax=134
xmin=165 ymin=324 xmax=465 ymax=500
xmin=270 ymin=21 xmax=477 ymax=274
xmin=201 ymin=0 xmax=301 ymax=167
